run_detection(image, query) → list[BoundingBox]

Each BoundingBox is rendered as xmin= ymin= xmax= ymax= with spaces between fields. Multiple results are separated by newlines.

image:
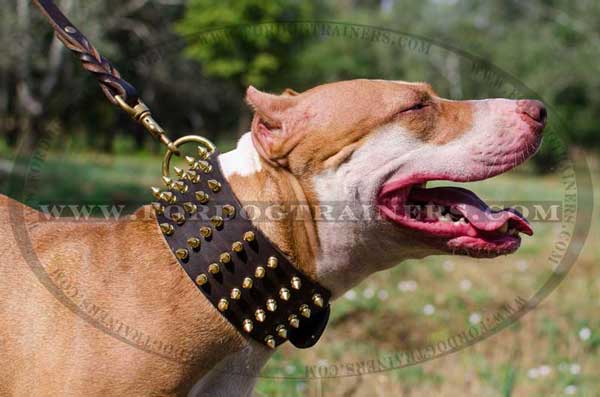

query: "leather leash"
xmin=32 ymin=0 xmax=332 ymax=349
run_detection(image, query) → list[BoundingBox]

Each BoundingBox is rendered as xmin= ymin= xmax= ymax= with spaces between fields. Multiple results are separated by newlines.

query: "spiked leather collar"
xmin=153 ymin=148 xmax=331 ymax=349
xmin=33 ymin=0 xmax=331 ymax=350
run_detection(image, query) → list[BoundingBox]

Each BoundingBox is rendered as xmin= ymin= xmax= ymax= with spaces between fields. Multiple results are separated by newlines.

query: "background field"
xmin=1 ymin=0 xmax=599 ymax=396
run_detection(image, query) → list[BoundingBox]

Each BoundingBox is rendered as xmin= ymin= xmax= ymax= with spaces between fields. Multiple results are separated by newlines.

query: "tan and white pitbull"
xmin=0 ymin=79 xmax=545 ymax=396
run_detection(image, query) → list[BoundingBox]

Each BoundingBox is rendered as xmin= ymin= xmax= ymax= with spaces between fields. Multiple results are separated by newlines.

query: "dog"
xmin=0 ymin=79 xmax=545 ymax=396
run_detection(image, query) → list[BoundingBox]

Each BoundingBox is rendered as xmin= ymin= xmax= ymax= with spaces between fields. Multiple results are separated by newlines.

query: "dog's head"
xmin=245 ymin=79 xmax=545 ymax=296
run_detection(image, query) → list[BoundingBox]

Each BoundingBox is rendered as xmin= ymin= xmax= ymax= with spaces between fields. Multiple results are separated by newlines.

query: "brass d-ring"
xmin=162 ymin=135 xmax=216 ymax=177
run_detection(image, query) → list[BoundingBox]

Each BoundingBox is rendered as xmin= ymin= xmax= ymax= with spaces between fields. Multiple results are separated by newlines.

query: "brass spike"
xmin=255 ymin=266 xmax=266 ymax=279
xmin=174 ymin=166 xmax=184 ymax=178
xmin=312 ymin=294 xmax=324 ymax=308
xmin=195 ymin=273 xmax=208 ymax=286
xmin=243 ymin=319 xmax=253 ymax=333
xmin=230 ymin=288 xmax=241 ymax=300
xmin=279 ymin=288 xmax=290 ymax=301
xmin=267 ymin=256 xmax=278 ymax=269
xmin=208 ymin=263 xmax=220 ymax=274
xmin=288 ymin=314 xmax=300 ymax=329
xmin=187 ymin=170 xmax=200 ymax=183
xmin=299 ymin=304 xmax=311 ymax=318
xmin=187 ymin=237 xmax=201 ymax=249
xmin=243 ymin=231 xmax=255 ymax=242
xmin=232 ymin=241 xmax=243 ymax=253
xmin=210 ymin=216 xmax=224 ymax=229
xmin=185 ymin=155 xmax=196 ymax=166
xmin=171 ymin=212 xmax=185 ymax=225
xmin=152 ymin=202 xmax=164 ymax=215
xmin=161 ymin=176 xmax=173 ymax=188
xmin=173 ymin=180 xmax=188 ymax=193
xmin=264 ymin=335 xmax=276 ymax=349
xmin=198 ymin=160 xmax=212 ymax=173
xmin=219 ymin=252 xmax=231 ymax=264
xmin=255 ymin=309 xmax=266 ymax=323
xmin=195 ymin=191 xmax=210 ymax=204
xmin=291 ymin=276 xmax=302 ymax=290
xmin=199 ymin=226 xmax=213 ymax=239
xmin=183 ymin=202 xmax=197 ymax=214
xmin=242 ymin=277 xmax=253 ymax=289
xmin=197 ymin=146 xmax=210 ymax=160
xmin=151 ymin=187 xmax=161 ymax=199
xmin=276 ymin=324 xmax=288 ymax=339
xmin=175 ymin=248 xmax=189 ymax=260
xmin=217 ymin=298 xmax=229 ymax=312
xmin=160 ymin=191 xmax=176 ymax=204
xmin=160 ymin=223 xmax=174 ymax=236
xmin=266 ymin=298 xmax=277 ymax=312
xmin=208 ymin=179 xmax=221 ymax=192
xmin=223 ymin=204 xmax=236 ymax=218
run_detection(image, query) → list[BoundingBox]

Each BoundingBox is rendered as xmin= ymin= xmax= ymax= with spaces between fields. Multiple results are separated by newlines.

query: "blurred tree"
xmin=176 ymin=0 xmax=323 ymax=132
xmin=0 ymin=0 xmax=597 ymax=169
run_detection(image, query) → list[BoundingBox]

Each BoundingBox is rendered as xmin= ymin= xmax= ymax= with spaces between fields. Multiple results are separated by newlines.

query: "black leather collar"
xmin=152 ymin=147 xmax=331 ymax=349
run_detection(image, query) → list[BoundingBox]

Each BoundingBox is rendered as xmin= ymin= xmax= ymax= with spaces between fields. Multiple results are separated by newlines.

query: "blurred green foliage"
xmin=1 ymin=0 xmax=598 ymax=169
xmin=177 ymin=0 xmax=318 ymax=88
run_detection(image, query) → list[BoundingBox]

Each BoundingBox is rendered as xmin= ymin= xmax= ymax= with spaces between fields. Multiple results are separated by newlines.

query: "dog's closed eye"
xmin=406 ymin=103 xmax=427 ymax=111
xmin=402 ymin=102 xmax=429 ymax=113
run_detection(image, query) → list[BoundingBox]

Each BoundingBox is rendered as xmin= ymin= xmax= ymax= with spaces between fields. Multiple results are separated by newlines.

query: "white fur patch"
xmin=219 ymin=133 xmax=262 ymax=178
xmin=312 ymin=124 xmax=427 ymax=297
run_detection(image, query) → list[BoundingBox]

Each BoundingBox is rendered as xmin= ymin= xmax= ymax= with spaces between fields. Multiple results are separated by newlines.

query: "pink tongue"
xmin=409 ymin=187 xmax=533 ymax=235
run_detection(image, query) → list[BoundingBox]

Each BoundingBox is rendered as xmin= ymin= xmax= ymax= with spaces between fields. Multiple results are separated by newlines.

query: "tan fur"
xmin=0 ymin=195 xmax=245 ymax=396
xmin=227 ymin=166 xmax=320 ymax=279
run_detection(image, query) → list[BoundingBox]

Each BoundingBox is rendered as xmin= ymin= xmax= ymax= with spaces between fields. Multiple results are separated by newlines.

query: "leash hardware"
xmin=114 ymin=95 xmax=178 ymax=154
xmin=162 ymin=135 xmax=216 ymax=178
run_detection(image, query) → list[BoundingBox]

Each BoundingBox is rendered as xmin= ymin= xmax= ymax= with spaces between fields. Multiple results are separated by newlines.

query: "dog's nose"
xmin=517 ymin=99 xmax=547 ymax=125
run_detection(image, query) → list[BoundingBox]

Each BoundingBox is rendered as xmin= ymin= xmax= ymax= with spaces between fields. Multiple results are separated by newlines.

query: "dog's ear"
xmin=281 ymin=88 xmax=300 ymax=97
xmin=246 ymin=86 xmax=303 ymax=167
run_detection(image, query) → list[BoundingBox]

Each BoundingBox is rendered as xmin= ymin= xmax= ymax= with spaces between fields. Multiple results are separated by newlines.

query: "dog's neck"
xmin=219 ymin=132 xmax=321 ymax=283
xmin=173 ymin=133 xmax=325 ymax=395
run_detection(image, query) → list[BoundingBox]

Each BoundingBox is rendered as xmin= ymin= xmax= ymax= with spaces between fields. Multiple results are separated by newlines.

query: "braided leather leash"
xmin=33 ymin=0 xmax=137 ymax=105
xmin=33 ymin=0 xmax=332 ymax=349
xmin=32 ymin=0 xmax=177 ymax=152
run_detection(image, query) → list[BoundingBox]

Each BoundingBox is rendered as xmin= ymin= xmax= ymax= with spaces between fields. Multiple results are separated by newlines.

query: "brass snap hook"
xmin=115 ymin=95 xmax=179 ymax=154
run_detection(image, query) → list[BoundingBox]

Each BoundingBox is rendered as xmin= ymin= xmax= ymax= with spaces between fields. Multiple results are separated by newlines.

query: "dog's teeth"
xmin=454 ymin=218 xmax=467 ymax=225
xmin=439 ymin=214 xmax=452 ymax=222
xmin=499 ymin=222 xmax=509 ymax=234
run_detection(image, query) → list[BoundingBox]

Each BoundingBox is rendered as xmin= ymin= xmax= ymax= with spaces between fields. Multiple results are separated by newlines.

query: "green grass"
xmin=1 ymin=148 xmax=598 ymax=396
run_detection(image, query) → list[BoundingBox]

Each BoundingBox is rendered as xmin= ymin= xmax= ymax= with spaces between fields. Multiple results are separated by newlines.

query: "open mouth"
xmin=377 ymin=180 xmax=533 ymax=258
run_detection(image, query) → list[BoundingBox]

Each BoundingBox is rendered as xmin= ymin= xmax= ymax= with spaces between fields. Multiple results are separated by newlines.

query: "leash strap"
xmin=32 ymin=0 xmax=177 ymax=152
xmin=32 ymin=0 xmax=138 ymax=106
xmin=154 ymin=149 xmax=331 ymax=349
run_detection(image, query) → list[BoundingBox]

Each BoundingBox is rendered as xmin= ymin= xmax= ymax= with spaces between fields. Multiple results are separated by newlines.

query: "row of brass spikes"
xmin=193 ymin=230 xmax=256 ymax=289
xmin=242 ymin=315 xmax=300 ymax=349
xmin=248 ymin=311 xmax=304 ymax=349
xmin=212 ymin=239 xmax=280 ymax=314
